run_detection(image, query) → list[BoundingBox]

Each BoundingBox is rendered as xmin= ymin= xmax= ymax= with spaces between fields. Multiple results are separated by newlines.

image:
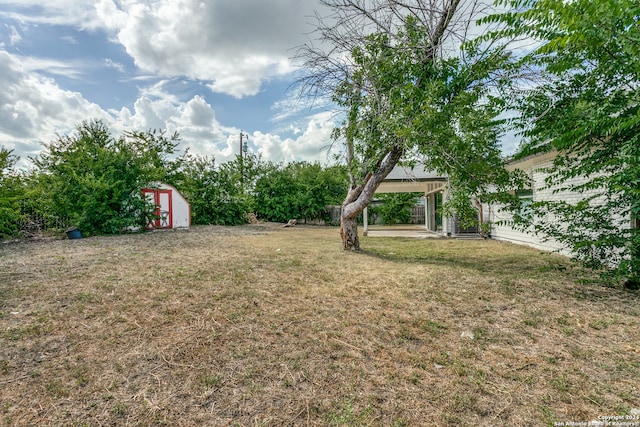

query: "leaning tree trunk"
xmin=296 ymin=1 xmax=463 ymax=251
xmin=339 ymin=185 xmax=367 ymax=251
xmin=339 ymin=145 xmax=404 ymax=251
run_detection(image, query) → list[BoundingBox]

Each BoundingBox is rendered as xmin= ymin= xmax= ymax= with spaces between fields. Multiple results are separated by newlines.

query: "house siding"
xmin=489 ymin=157 xmax=593 ymax=255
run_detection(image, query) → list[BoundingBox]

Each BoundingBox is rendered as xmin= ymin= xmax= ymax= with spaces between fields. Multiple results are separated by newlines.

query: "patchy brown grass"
xmin=1 ymin=224 xmax=639 ymax=426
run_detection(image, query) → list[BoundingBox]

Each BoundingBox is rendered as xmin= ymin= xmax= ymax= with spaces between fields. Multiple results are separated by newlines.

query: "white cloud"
xmin=253 ymin=111 xmax=341 ymax=165
xmin=16 ymin=55 xmax=86 ymax=79
xmin=0 ymin=1 xmax=344 ymax=168
xmin=136 ymin=80 xmax=180 ymax=104
xmin=270 ymin=89 xmax=322 ymax=124
xmin=0 ymin=48 xmax=338 ymax=168
xmin=8 ymin=24 xmax=21 ymax=45
xmin=110 ymin=93 xmax=340 ymax=165
xmin=1 ymin=0 xmax=319 ymax=97
xmin=94 ymin=0 xmax=315 ymax=98
xmin=0 ymin=1 xmax=101 ymax=28
xmin=104 ymin=58 xmax=124 ymax=72
xmin=0 ymin=51 xmax=109 ymax=155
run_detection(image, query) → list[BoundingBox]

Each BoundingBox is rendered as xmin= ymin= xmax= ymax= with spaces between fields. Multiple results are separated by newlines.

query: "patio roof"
xmin=376 ymin=163 xmax=447 ymax=195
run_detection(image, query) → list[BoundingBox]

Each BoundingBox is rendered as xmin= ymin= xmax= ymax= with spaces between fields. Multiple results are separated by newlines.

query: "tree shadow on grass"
xmin=359 ymin=240 xmax=570 ymax=277
xmin=359 ymin=238 xmax=640 ymax=305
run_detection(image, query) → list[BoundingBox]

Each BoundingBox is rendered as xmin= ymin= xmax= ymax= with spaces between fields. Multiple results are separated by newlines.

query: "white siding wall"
xmin=157 ymin=183 xmax=191 ymax=229
xmin=491 ymin=157 xmax=632 ymax=262
xmin=489 ymin=158 xmax=588 ymax=255
xmin=172 ymin=192 xmax=190 ymax=228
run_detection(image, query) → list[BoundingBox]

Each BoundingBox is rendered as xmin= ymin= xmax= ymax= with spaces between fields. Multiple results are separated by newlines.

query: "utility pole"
xmin=239 ymin=131 xmax=248 ymax=158
xmin=239 ymin=131 xmax=248 ymax=191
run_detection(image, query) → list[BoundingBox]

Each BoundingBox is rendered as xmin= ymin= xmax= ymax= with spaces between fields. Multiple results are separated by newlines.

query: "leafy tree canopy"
xmin=334 ymin=18 xmax=515 ymax=247
xmin=298 ymin=0 xmax=524 ymax=250
xmin=0 ymin=147 xmax=23 ymax=237
xmin=485 ymin=0 xmax=640 ymax=286
xmin=31 ymin=119 xmax=181 ymax=235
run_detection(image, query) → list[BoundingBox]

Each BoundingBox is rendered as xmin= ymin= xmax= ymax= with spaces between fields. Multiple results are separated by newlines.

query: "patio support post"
xmin=363 ymin=206 xmax=368 ymax=236
xmin=424 ymin=192 xmax=429 ymax=231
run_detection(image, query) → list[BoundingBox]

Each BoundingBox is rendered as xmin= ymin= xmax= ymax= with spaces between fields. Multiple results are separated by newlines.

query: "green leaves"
xmin=340 ymin=18 xmax=511 ymax=183
xmin=168 ymin=154 xmax=254 ymax=226
xmin=373 ymin=193 xmax=421 ymax=225
xmin=169 ymin=155 xmax=348 ymax=226
xmin=0 ymin=147 xmax=23 ymax=238
xmin=30 ymin=119 xmax=181 ymax=236
xmin=254 ymin=162 xmax=348 ymax=223
xmin=495 ymin=0 xmax=640 ymax=283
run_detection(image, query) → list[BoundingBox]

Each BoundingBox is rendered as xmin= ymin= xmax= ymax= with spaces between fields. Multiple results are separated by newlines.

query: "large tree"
xmin=32 ymin=120 xmax=181 ymax=235
xmin=297 ymin=0 xmax=515 ymax=250
xmin=0 ymin=147 xmax=23 ymax=238
xmin=487 ymin=0 xmax=640 ymax=288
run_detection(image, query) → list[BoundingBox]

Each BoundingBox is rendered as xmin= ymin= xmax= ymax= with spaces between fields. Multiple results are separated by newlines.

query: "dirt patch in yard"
xmin=1 ymin=224 xmax=639 ymax=426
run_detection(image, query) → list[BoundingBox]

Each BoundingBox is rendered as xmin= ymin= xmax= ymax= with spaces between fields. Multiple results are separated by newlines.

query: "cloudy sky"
xmin=1 ymin=1 xmax=521 ymax=170
xmin=0 ymin=0 xmax=343 ymax=168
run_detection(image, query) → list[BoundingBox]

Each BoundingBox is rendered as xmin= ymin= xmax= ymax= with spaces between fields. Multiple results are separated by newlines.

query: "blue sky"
xmin=0 ymin=0 xmax=339 ymax=168
xmin=0 ymin=0 xmax=519 ymax=170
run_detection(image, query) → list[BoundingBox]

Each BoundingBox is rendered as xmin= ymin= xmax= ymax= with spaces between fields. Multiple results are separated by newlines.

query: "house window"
xmin=516 ymin=189 xmax=533 ymax=220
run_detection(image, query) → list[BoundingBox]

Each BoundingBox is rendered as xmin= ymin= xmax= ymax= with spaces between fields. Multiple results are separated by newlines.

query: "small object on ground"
xmin=247 ymin=212 xmax=258 ymax=224
xmin=283 ymin=219 xmax=297 ymax=228
xmin=461 ymin=330 xmax=475 ymax=340
xmin=624 ymin=279 xmax=639 ymax=290
xmin=66 ymin=227 xmax=82 ymax=239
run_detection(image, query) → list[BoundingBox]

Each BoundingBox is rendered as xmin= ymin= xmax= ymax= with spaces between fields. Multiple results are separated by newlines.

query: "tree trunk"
xmin=340 ymin=214 xmax=360 ymax=251
xmin=338 ymin=145 xmax=404 ymax=251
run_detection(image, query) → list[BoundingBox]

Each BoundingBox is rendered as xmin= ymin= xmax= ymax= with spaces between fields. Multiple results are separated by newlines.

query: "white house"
xmin=485 ymin=151 xmax=566 ymax=252
xmin=485 ymin=151 xmax=633 ymax=255
xmin=142 ymin=183 xmax=191 ymax=229
xmin=376 ymin=158 xmax=632 ymax=256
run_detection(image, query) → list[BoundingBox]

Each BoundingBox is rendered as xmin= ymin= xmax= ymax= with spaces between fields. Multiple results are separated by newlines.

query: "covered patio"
xmin=363 ymin=164 xmax=448 ymax=236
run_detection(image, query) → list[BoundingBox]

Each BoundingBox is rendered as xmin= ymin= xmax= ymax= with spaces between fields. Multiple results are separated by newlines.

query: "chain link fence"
xmin=17 ymin=211 xmax=71 ymax=238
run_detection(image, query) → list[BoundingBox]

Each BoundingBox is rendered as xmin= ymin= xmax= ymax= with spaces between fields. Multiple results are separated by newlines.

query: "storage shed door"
xmin=143 ymin=188 xmax=173 ymax=229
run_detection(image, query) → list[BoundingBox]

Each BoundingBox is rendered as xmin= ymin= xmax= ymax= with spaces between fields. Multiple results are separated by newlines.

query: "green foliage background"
xmin=253 ymin=162 xmax=347 ymax=223
xmin=486 ymin=0 xmax=640 ymax=284
xmin=1 ymin=124 xmax=349 ymax=237
xmin=372 ymin=193 xmax=421 ymax=225
xmin=28 ymin=120 xmax=180 ymax=236
xmin=0 ymin=148 xmax=23 ymax=238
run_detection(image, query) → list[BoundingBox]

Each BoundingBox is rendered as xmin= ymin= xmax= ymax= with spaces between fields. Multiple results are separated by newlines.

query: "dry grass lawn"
xmin=1 ymin=224 xmax=639 ymax=426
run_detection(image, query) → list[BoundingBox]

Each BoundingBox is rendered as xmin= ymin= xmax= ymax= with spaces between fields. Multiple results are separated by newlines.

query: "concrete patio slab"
xmin=363 ymin=225 xmax=444 ymax=239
